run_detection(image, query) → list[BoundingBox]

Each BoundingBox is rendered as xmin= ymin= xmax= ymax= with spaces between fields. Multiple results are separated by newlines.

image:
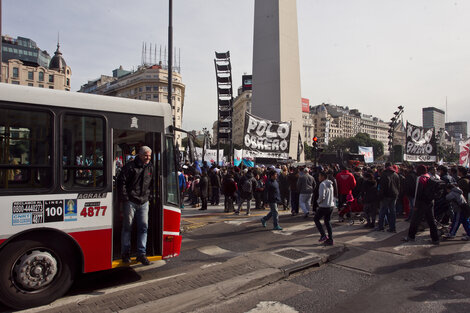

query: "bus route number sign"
xmin=44 ymin=200 xmax=65 ymax=223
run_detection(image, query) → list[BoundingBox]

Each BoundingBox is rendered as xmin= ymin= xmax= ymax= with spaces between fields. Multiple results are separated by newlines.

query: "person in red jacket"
xmin=335 ymin=166 xmax=357 ymax=210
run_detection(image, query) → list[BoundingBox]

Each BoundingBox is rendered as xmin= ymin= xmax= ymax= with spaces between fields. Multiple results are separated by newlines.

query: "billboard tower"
xmin=251 ymin=0 xmax=303 ymax=161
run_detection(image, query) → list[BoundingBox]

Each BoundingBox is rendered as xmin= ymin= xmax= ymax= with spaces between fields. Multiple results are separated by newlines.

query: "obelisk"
xmin=251 ymin=0 xmax=303 ymax=162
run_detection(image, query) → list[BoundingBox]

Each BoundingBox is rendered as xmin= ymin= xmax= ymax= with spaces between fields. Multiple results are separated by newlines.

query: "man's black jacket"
xmin=118 ymin=157 xmax=154 ymax=205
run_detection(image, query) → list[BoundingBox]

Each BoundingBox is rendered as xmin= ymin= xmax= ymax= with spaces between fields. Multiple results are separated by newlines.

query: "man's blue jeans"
xmin=262 ymin=202 xmax=280 ymax=228
xmin=299 ymin=193 xmax=312 ymax=215
xmin=122 ymin=201 xmax=149 ymax=256
xmin=378 ymin=197 xmax=397 ymax=231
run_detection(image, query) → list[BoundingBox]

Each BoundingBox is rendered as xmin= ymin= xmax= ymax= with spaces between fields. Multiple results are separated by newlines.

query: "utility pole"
xmin=168 ymin=0 xmax=174 ymax=128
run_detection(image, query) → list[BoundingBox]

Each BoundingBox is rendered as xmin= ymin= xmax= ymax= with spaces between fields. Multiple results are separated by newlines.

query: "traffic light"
xmin=312 ymin=136 xmax=318 ymax=149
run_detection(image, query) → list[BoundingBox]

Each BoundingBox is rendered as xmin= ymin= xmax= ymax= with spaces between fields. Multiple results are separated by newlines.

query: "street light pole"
xmin=168 ymin=0 xmax=174 ymax=128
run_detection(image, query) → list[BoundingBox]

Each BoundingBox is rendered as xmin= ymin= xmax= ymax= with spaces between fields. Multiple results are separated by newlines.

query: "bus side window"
xmin=0 ymin=107 xmax=53 ymax=190
xmin=62 ymin=114 xmax=105 ymax=189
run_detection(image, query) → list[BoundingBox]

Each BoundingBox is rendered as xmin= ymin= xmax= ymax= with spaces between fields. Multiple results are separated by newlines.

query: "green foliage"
xmin=438 ymin=145 xmax=459 ymax=163
xmin=324 ymin=133 xmax=384 ymax=158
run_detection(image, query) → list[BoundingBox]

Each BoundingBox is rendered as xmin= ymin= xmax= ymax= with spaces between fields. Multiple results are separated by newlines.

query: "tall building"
xmin=79 ymin=64 xmax=185 ymax=146
xmin=252 ymin=0 xmax=303 ymax=161
xmin=445 ymin=121 xmax=468 ymax=140
xmin=231 ymin=87 xmax=253 ymax=147
xmin=422 ymin=107 xmax=445 ymax=132
xmin=1 ymin=35 xmax=72 ymax=90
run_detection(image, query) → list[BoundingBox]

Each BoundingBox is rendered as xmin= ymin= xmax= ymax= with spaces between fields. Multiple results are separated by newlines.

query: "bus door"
xmin=111 ymin=129 xmax=162 ymax=261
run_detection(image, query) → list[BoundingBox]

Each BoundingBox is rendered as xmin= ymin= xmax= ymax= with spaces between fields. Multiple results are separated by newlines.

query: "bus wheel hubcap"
xmin=14 ymin=250 xmax=58 ymax=290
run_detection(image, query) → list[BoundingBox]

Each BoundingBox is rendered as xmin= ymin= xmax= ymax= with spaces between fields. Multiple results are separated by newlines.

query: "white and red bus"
xmin=0 ymin=83 xmax=182 ymax=309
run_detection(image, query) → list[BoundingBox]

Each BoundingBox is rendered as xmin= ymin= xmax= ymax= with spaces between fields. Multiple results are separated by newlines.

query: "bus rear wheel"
xmin=0 ymin=236 xmax=77 ymax=310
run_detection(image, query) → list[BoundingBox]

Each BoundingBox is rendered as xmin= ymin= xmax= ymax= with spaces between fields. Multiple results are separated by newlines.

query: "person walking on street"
xmin=118 ymin=146 xmax=154 ymax=265
xmin=261 ymin=170 xmax=283 ymax=230
xmin=298 ymin=167 xmax=316 ymax=218
xmin=279 ymin=165 xmax=290 ymax=210
xmin=222 ymin=173 xmax=237 ymax=212
xmin=314 ymin=171 xmax=335 ymax=245
xmin=376 ymin=162 xmax=400 ymax=232
xmin=236 ymin=169 xmax=256 ymax=215
xmin=288 ymin=167 xmax=300 ymax=215
xmin=198 ymin=171 xmax=210 ymax=210
xmin=209 ymin=167 xmax=221 ymax=205
xmin=403 ymin=165 xmax=440 ymax=244
xmin=335 ymin=166 xmax=356 ymax=210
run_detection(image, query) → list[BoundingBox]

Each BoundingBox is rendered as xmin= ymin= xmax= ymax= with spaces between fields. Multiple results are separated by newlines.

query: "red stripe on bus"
xmin=69 ymin=228 xmax=112 ymax=273
xmin=163 ymin=209 xmax=181 ymax=233
xmin=0 ymin=239 xmax=5 ymax=246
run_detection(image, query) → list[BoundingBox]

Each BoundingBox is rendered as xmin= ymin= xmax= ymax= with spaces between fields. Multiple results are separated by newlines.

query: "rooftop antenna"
xmin=154 ymin=43 xmax=157 ymax=65
xmin=159 ymin=45 xmax=162 ymax=65
xmin=178 ymin=47 xmax=181 ymax=73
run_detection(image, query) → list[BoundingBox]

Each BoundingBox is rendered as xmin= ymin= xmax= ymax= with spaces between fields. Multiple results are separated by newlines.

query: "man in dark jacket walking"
xmin=261 ymin=171 xmax=283 ymax=230
xmin=198 ymin=171 xmax=210 ymax=210
xmin=118 ymin=146 xmax=154 ymax=265
xmin=376 ymin=162 xmax=400 ymax=232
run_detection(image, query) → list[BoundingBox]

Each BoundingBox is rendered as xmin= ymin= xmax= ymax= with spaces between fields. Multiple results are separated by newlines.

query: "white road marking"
xmin=275 ymin=223 xmax=315 ymax=236
xmin=200 ymin=262 xmax=223 ymax=269
xmin=198 ymin=245 xmax=232 ymax=256
xmin=347 ymin=221 xmax=409 ymax=244
xmin=18 ymin=273 xmax=187 ymax=313
xmin=245 ymin=301 xmax=299 ymax=313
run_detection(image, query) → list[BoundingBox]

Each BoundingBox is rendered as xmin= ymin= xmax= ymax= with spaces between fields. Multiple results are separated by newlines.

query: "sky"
xmin=3 ymin=0 xmax=470 ymax=133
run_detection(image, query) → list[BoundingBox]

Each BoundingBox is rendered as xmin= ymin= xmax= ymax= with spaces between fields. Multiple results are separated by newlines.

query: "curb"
xmin=121 ymin=245 xmax=348 ymax=313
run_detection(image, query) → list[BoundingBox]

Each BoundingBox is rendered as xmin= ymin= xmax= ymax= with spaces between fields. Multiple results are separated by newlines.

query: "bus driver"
xmin=118 ymin=146 xmax=154 ymax=265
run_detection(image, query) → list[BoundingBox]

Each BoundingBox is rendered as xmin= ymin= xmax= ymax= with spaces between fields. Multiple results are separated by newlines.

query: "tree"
xmin=324 ymin=133 xmax=384 ymax=159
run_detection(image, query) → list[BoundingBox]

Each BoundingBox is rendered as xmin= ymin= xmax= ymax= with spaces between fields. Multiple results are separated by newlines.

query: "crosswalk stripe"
xmin=346 ymin=221 xmax=409 ymax=244
xmin=198 ymin=245 xmax=232 ymax=256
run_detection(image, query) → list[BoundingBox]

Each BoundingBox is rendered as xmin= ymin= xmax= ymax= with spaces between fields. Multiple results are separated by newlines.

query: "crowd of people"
xmin=178 ymin=160 xmax=470 ymax=247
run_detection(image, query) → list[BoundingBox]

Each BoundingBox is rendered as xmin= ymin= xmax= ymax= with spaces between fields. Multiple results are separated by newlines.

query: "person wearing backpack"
xmin=235 ymin=169 xmax=256 ymax=215
xmin=442 ymin=184 xmax=470 ymax=241
xmin=403 ymin=165 xmax=440 ymax=245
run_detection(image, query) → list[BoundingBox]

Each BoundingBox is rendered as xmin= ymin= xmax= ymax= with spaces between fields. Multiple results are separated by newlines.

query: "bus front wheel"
xmin=0 ymin=236 xmax=77 ymax=310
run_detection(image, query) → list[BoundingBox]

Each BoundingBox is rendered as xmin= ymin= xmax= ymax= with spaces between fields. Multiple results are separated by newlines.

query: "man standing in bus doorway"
xmin=118 ymin=146 xmax=154 ymax=266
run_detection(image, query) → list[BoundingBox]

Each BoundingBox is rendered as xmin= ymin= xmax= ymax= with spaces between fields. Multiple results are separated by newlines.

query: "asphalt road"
xmin=3 ymin=205 xmax=470 ymax=313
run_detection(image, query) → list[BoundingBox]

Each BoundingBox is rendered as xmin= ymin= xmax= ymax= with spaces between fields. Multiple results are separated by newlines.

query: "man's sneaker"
xmin=261 ymin=218 xmax=266 ymax=228
xmin=234 ymin=211 xmax=240 ymax=215
xmin=324 ymin=238 xmax=334 ymax=246
xmin=136 ymin=255 xmax=151 ymax=266
xmin=374 ymin=227 xmax=385 ymax=232
xmin=430 ymin=239 xmax=440 ymax=246
xmin=122 ymin=254 xmax=131 ymax=264
xmin=461 ymin=235 xmax=469 ymax=241
xmin=319 ymin=235 xmax=328 ymax=243
xmin=387 ymin=229 xmax=397 ymax=233
xmin=273 ymin=225 xmax=283 ymax=230
xmin=401 ymin=236 xmax=415 ymax=242
xmin=303 ymin=213 xmax=309 ymax=218
xmin=442 ymin=233 xmax=455 ymax=240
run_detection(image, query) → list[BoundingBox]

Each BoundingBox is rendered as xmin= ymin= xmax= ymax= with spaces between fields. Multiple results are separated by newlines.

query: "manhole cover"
xmin=275 ymin=249 xmax=309 ymax=260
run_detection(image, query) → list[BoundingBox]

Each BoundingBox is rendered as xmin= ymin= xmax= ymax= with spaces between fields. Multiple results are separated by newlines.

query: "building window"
xmin=12 ymin=67 xmax=19 ymax=78
xmin=67 ymin=78 xmax=70 ymax=86
xmin=39 ymin=84 xmax=44 ymax=88
xmin=39 ymin=72 xmax=44 ymax=81
xmin=12 ymin=81 xmax=20 ymax=85
xmin=28 ymin=71 xmax=34 ymax=80
xmin=146 ymin=86 xmax=151 ymax=92
xmin=28 ymin=83 xmax=33 ymax=87
xmin=146 ymin=95 xmax=151 ymax=100
xmin=49 ymin=86 xmax=54 ymax=89
xmin=153 ymin=94 xmax=158 ymax=99
xmin=49 ymin=75 xmax=54 ymax=83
